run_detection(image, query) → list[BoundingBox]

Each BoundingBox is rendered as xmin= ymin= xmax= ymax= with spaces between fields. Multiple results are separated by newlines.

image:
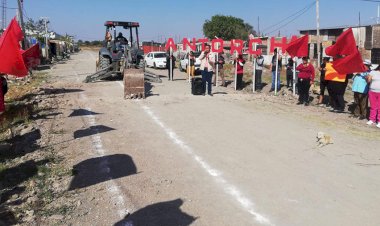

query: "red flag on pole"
xmin=21 ymin=44 xmax=41 ymax=69
xmin=325 ymin=28 xmax=357 ymax=56
xmin=0 ymin=17 xmax=28 ymax=77
xmin=332 ymin=50 xmax=366 ymax=74
xmin=285 ymin=34 xmax=309 ymax=58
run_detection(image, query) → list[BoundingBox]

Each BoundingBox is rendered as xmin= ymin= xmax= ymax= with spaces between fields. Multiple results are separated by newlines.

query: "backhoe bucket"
xmin=123 ymin=68 xmax=145 ymax=99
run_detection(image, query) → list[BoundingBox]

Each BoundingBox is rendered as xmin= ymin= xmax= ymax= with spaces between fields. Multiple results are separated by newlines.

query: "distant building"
xmin=300 ymin=24 xmax=380 ymax=64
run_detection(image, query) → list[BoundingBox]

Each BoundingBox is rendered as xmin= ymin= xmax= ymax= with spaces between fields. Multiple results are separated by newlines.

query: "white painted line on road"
xmin=116 ymin=78 xmax=273 ymax=225
xmin=79 ymin=92 xmax=129 ymax=219
xmin=140 ymin=104 xmax=274 ymax=226
xmin=71 ymin=67 xmax=130 ymax=219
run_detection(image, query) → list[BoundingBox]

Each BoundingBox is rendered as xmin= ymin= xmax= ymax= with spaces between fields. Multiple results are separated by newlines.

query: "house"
xmin=300 ymin=24 xmax=380 ymax=64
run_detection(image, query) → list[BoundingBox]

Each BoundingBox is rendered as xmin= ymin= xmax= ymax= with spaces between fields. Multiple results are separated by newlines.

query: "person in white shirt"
xmin=199 ymin=44 xmax=215 ymax=96
xmin=367 ymin=65 xmax=380 ymax=128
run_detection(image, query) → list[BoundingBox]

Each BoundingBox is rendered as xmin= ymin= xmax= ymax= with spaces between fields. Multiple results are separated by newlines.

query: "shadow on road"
xmin=0 ymin=129 xmax=41 ymax=162
xmin=40 ymin=88 xmax=84 ymax=95
xmin=69 ymin=154 xmax=137 ymax=190
xmin=69 ymin=109 xmax=102 ymax=117
xmin=114 ymin=199 xmax=197 ymax=226
xmin=0 ymin=159 xmax=49 ymax=190
xmin=73 ymin=125 xmax=115 ymax=139
xmin=145 ymin=82 xmax=159 ymax=97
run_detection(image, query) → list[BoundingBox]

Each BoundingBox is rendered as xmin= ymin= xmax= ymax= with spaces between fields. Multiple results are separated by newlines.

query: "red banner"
xmin=325 ymin=28 xmax=357 ymax=57
xmin=285 ymin=35 xmax=309 ymax=58
xmin=21 ymin=43 xmax=41 ymax=69
xmin=0 ymin=17 xmax=28 ymax=77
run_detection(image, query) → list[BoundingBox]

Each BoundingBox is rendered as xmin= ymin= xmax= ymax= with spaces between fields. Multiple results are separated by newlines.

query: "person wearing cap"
xmin=296 ymin=56 xmax=315 ymax=106
xmin=351 ymin=60 xmax=371 ymax=119
xmin=317 ymin=57 xmax=330 ymax=106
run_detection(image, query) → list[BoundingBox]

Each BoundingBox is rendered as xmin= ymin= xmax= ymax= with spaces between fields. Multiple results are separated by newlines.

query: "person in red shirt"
xmin=234 ymin=54 xmax=246 ymax=90
xmin=296 ymin=56 xmax=315 ymax=106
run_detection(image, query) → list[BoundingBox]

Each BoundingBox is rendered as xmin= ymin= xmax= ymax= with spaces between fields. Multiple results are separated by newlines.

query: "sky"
xmin=5 ymin=0 xmax=380 ymax=41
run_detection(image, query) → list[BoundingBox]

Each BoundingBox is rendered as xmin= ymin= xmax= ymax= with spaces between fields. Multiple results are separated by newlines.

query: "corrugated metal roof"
xmin=299 ymin=24 xmax=377 ymax=32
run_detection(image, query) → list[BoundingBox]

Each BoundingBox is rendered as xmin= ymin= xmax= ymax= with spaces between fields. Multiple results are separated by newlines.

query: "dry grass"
xmin=0 ymin=71 xmax=49 ymax=133
xmin=5 ymin=72 xmax=48 ymax=102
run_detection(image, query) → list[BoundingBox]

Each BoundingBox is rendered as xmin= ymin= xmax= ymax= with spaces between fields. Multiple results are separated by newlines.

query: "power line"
xmin=0 ymin=5 xmax=17 ymax=9
xmin=265 ymin=2 xmax=315 ymax=35
xmin=261 ymin=1 xmax=316 ymax=33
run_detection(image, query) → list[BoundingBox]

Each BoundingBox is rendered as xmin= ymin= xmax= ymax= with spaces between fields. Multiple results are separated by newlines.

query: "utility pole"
xmin=257 ymin=16 xmax=260 ymax=37
xmin=41 ymin=17 xmax=49 ymax=60
xmin=316 ymin=0 xmax=321 ymax=67
xmin=1 ymin=0 xmax=6 ymax=30
xmin=17 ymin=0 xmax=26 ymax=49
xmin=361 ymin=0 xmax=380 ymax=23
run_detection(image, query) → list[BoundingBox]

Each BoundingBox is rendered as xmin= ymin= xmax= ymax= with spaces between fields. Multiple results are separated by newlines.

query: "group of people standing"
xmin=165 ymin=47 xmax=380 ymax=129
xmin=303 ymin=56 xmax=380 ymax=129
xmin=166 ymin=44 xmax=227 ymax=95
xmin=350 ymin=60 xmax=380 ymax=128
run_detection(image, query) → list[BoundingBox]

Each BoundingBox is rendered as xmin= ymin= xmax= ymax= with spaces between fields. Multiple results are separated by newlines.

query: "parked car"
xmin=179 ymin=51 xmax=201 ymax=72
xmin=144 ymin=51 xmax=167 ymax=69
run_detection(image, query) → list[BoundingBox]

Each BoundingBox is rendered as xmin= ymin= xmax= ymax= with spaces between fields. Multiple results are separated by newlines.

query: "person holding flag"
xmin=285 ymin=34 xmax=309 ymax=95
xmin=296 ymin=57 xmax=315 ymax=106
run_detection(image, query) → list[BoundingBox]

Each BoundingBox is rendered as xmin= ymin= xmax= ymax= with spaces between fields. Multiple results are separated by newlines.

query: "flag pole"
xmin=215 ymin=36 xmax=220 ymax=87
xmin=275 ymin=50 xmax=279 ymax=95
xmin=252 ymin=43 xmax=257 ymax=93
xmin=293 ymin=57 xmax=296 ymax=96
xmin=235 ymin=50 xmax=238 ymax=91
xmin=216 ymin=44 xmax=219 ymax=87
xmin=170 ymin=47 xmax=173 ymax=81
xmin=188 ymin=47 xmax=191 ymax=83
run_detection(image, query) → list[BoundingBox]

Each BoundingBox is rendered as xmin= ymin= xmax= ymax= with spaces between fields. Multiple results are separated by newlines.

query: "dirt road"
xmin=47 ymin=50 xmax=380 ymax=226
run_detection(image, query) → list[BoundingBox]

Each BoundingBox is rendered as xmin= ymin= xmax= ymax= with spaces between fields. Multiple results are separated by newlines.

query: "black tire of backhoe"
xmin=99 ymin=55 xmax=110 ymax=70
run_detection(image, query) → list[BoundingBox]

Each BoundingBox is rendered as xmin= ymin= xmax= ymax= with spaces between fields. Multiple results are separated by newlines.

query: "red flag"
xmin=22 ymin=44 xmax=41 ymax=69
xmin=285 ymin=34 xmax=309 ymax=58
xmin=0 ymin=17 xmax=28 ymax=77
xmin=325 ymin=28 xmax=357 ymax=56
xmin=332 ymin=50 xmax=366 ymax=74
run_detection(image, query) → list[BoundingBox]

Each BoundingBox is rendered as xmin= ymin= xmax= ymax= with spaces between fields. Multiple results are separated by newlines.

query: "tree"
xmin=25 ymin=18 xmax=46 ymax=36
xmin=203 ymin=15 xmax=256 ymax=40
